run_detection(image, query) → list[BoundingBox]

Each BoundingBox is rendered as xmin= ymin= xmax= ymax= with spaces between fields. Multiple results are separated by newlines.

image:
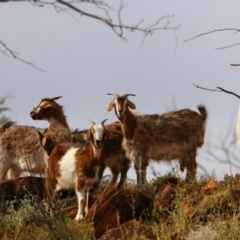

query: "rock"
xmin=98 ymin=220 xmax=157 ymax=240
xmin=85 ymin=185 xmax=118 ymax=222
xmin=154 ymin=177 xmax=178 ymax=212
xmin=201 ymin=179 xmax=217 ymax=193
xmin=61 ymin=187 xmax=113 ymax=219
xmin=61 ymin=203 xmax=79 ymax=219
xmin=86 ymin=186 xmax=153 ymax=239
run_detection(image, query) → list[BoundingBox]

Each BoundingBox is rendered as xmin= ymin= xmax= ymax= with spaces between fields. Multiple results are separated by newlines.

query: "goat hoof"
xmin=75 ymin=215 xmax=84 ymax=222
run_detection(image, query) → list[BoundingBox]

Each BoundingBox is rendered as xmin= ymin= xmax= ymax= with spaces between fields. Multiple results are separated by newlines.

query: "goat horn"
xmin=51 ymin=96 xmax=62 ymax=101
xmin=101 ymin=119 xmax=108 ymax=126
xmin=122 ymin=94 xmax=136 ymax=98
xmin=107 ymin=93 xmax=120 ymax=98
xmin=88 ymin=119 xmax=96 ymax=126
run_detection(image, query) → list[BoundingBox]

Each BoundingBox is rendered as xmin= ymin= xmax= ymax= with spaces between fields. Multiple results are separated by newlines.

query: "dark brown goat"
xmin=31 ymin=97 xmax=130 ymax=189
xmin=107 ymin=93 xmax=208 ymax=185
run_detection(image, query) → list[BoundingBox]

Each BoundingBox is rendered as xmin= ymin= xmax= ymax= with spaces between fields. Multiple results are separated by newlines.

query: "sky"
xmin=1 ymin=0 xmax=240 ymax=182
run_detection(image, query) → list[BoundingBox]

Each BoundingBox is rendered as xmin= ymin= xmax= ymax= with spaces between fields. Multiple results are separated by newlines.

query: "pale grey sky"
xmin=1 ymin=0 xmax=240 ymax=181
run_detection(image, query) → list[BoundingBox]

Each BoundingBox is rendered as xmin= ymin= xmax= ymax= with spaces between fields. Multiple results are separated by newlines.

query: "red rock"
xmin=86 ymin=186 xmax=153 ymax=239
xmin=98 ymin=220 xmax=157 ymax=240
xmin=154 ymin=177 xmax=178 ymax=212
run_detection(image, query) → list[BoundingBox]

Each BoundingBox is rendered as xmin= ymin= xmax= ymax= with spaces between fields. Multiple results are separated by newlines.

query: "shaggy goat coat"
xmin=107 ymin=93 xmax=208 ymax=184
xmin=123 ymin=106 xmax=207 ymax=183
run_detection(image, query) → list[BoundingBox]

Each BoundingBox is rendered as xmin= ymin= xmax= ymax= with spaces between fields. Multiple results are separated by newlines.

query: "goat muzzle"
xmin=30 ymin=111 xmax=37 ymax=119
xmin=117 ymin=111 xmax=124 ymax=118
xmin=94 ymin=139 xmax=103 ymax=149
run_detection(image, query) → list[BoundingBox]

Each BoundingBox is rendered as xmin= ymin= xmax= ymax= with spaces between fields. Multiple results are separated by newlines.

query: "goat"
xmin=45 ymin=119 xmax=111 ymax=222
xmin=0 ymin=125 xmax=49 ymax=181
xmin=107 ymin=93 xmax=208 ymax=185
xmin=31 ymin=97 xmax=130 ymax=189
xmin=0 ymin=97 xmax=66 ymax=182
xmin=30 ymin=96 xmax=69 ymax=130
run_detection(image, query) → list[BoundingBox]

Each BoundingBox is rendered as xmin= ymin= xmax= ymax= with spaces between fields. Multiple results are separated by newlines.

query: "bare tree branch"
xmin=192 ymin=83 xmax=240 ymax=99
xmin=56 ymin=0 xmax=180 ymax=40
xmin=215 ymin=42 xmax=240 ymax=50
xmin=202 ymin=122 xmax=240 ymax=174
xmin=184 ymin=28 xmax=240 ymax=43
xmin=1 ymin=0 xmax=180 ymax=70
xmin=0 ymin=39 xmax=46 ymax=72
xmin=184 ymin=28 xmax=240 ymax=65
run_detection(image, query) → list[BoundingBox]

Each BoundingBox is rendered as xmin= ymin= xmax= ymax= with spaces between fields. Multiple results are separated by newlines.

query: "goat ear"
xmin=38 ymin=130 xmax=44 ymax=142
xmin=83 ymin=130 xmax=91 ymax=141
xmin=127 ymin=100 xmax=136 ymax=109
xmin=106 ymin=101 xmax=115 ymax=111
xmin=41 ymin=137 xmax=47 ymax=147
xmin=38 ymin=131 xmax=47 ymax=146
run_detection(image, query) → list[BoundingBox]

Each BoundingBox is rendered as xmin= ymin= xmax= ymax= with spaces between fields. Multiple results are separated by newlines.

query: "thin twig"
xmin=139 ymin=14 xmax=180 ymax=49
xmin=1 ymin=0 xmax=180 ymax=69
xmin=192 ymin=83 xmax=222 ymax=92
xmin=0 ymin=40 xmax=46 ymax=72
xmin=57 ymin=0 xmax=180 ymax=40
xmin=184 ymin=28 xmax=240 ymax=42
xmin=215 ymin=42 xmax=240 ymax=50
xmin=216 ymin=87 xmax=240 ymax=99
xmin=192 ymin=83 xmax=240 ymax=99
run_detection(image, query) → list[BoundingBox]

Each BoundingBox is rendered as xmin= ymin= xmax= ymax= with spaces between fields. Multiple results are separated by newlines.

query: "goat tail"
xmin=0 ymin=121 xmax=15 ymax=134
xmin=197 ymin=104 xmax=208 ymax=121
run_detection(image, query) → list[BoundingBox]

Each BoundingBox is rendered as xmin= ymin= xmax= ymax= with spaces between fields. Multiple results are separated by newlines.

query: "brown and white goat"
xmin=107 ymin=93 xmax=208 ymax=185
xmin=45 ymin=119 xmax=110 ymax=222
xmin=0 ymin=97 xmax=66 ymax=182
xmin=30 ymin=96 xmax=69 ymax=130
xmin=31 ymin=97 xmax=130 ymax=189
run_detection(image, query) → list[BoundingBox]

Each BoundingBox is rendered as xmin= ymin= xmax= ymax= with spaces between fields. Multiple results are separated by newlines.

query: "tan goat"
xmin=0 ymin=97 xmax=66 ymax=182
xmin=107 ymin=93 xmax=208 ymax=185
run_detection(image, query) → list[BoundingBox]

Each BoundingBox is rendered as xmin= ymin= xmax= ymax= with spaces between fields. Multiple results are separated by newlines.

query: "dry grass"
xmin=0 ymin=172 xmax=240 ymax=240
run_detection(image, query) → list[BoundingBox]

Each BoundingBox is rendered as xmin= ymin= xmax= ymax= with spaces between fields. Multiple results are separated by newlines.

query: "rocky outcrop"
xmin=85 ymin=186 xmax=153 ymax=239
xmin=98 ymin=220 xmax=157 ymax=240
xmin=154 ymin=177 xmax=178 ymax=212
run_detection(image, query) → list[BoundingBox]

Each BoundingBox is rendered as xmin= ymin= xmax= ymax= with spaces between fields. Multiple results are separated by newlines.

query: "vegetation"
xmin=1 ymin=172 xmax=240 ymax=240
xmin=0 ymin=95 xmax=239 ymax=239
xmin=0 ymin=96 xmax=11 ymax=124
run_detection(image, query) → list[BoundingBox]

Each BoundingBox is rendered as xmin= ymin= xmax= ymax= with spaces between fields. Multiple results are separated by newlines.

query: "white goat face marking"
xmin=39 ymin=101 xmax=46 ymax=107
xmin=39 ymin=101 xmax=52 ymax=109
xmin=92 ymin=124 xmax=105 ymax=147
xmin=34 ymin=106 xmax=41 ymax=114
xmin=115 ymin=98 xmax=127 ymax=118
xmin=33 ymin=101 xmax=47 ymax=114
